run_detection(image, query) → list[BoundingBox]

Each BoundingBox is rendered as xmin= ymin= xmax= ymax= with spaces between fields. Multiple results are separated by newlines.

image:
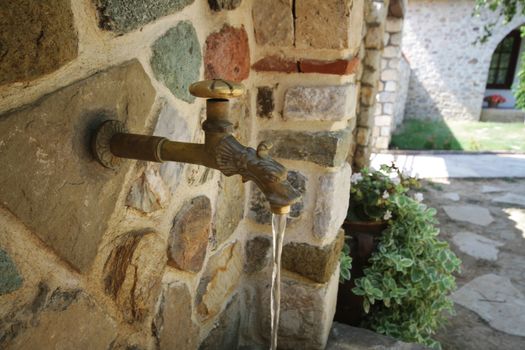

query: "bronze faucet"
xmin=92 ymin=79 xmax=301 ymax=214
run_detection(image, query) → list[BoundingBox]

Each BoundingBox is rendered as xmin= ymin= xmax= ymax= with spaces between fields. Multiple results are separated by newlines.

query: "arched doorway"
xmin=482 ymin=28 xmax=525 ymax=122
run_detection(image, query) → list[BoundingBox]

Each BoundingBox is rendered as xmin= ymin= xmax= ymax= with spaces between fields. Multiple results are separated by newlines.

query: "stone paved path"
xmin=423 ymin=178 xmax=525 ymax=349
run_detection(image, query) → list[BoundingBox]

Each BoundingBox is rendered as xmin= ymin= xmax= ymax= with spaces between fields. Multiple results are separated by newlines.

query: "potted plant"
xmin=484 ymin=94 xmax=506 ymax=108
xmin=337 ymin=164 xmax=461 ymax=349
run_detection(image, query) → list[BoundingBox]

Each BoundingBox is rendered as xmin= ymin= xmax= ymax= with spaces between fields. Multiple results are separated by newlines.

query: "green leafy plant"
xmin=348 ymin=164 xmax=420 ymax=222
xmin=350 ymin=168 xmax=461 ymax=349
xmin=339 ymin=243 xmax=353 ymax=282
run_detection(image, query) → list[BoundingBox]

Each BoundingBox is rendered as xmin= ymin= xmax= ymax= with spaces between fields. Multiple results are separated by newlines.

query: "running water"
xmin=270 ymin=213 xmax=287 ymax=350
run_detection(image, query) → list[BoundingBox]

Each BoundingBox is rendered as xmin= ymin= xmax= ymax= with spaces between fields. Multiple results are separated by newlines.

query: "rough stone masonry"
xmin=0 ymin=1 xmax=388 ymax=349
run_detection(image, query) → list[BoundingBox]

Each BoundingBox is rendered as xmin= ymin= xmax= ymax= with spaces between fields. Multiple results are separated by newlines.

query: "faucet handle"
xmin=189 ymin=79 xmax=245 ymax=99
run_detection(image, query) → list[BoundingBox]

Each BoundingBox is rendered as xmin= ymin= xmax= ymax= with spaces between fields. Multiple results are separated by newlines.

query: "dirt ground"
xmin=422 ymin=178 xmax=525 ymax=350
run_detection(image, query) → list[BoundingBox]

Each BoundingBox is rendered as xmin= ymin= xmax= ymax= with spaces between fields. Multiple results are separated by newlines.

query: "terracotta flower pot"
xmin=334 ymin=220 xmax=388 ymax=326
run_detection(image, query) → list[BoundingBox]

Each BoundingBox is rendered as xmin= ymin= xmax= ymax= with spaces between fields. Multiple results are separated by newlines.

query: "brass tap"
xmin=92 ymin=79 xmax=301 ymax=214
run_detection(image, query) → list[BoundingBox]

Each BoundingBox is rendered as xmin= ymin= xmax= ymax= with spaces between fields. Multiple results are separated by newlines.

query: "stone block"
xmin=199 ymin=295 xmax=241 ymax=350
xmin=299 ymin=58 xmax=360 ymax=75
xmin=0 ymin=248 xmax=23 ymax=295
xmin=252 ymin=0 xmax=294 ymax=46
xmin=252 ymin=55 xmax=298 ymax=73
xmin=384 ymin=81 xmax=397 ymax=92
xmin=204 ymin=25 xmax=250 ymax=82
xmin=378 ymin=91 xmax=396 ymax=103
xmin=283 ymin=85 xmax=356 ymax=121
xmin=154 ymin=282 xmax=200 ymax=350
xmin=388 ymin=57 xmax=401 ymax=69
xmin=389 ymin=0 xmax=407 ymax=18
xmin=208 ymin=0 xmax=242 ymax=11
xmin=375 ymin=115 xmax=392 ymax=126
xmin=383 ymin=102 xmax=394 ymax=114
xmin=257 ymin=87 xmax=275 ymax=118
xmin=151 ymin=22 xmax=202 ymax=103
xmin=259 ymin=271 xmax=340 ymax=350
xmin=259 ymin=128 xmax=352 ymax=167
xmin=0 ymin=60 xmax=156 ymax=272
xmin=154 ymin=102 xmax=192 ymax=193
xmin=357 ymin=106 xmax=376 ymax=127
xmin=214 ymin=175 xmax=245 ymax=244
xmin=352 ymin=145 xmax=371 ymax=170
xmin=360 ymin=85 xmax=378 ymax=106
xmin=362 ymin=68 xmax=380 ymax=87
xmin=104 ymin=231 xmax=166 ymax=323
xmin=365 ymin=0 xmax=388 ymax=24
xmin=314 ymin=164 xmax=352 ymax=240
xmin=196 ymin=241 xmax=242 ymax=321
xmin=4 ymin=285 xmax=117 ymax=349
xmin=386 ymin=18 xmax=404 ymax=32
xmin=95 ymin=0 xmax=194 ymax=33
xmin=383 ymin=46 xmax=400 ymax=58
xmin=126 ymin=163 xmax=170 ymax=214
xmin=364 ymin=49 xmax=382 ymax=70
xmin=244 ymin=236 xmax=271 ymax=273
xmin=356 ymin=127 xmax=370 ymax=146
xmin=375 ymin=136 xmax=390 ymax=149
xmin=282 ymin=230 xmax=344 ymax=283
xmin=0 ymin=0 xmax=78 ymax=86
xmin=365 ymin=26 xmax=384 ymax=49
xmin=296 ymin=0 xmax=362 ymax=51
xmin=389 ymin=32 xmax=402 ymax=46
xmin=168 ymin=196 xmax=212 ymax=273
xmin=249 ymin=171 xmax=306 ymax=225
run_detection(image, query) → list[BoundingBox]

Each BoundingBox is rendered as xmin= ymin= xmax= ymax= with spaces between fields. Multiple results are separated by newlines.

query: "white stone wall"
xmin=393 ymin=55 xmax=410 ymax=129
xmin=403 ymin=0 xmax=525 ymax=121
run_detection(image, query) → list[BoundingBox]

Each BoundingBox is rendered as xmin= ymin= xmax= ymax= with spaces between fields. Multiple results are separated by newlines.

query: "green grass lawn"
xmin=390 ymin=120 xmax=525 ymax=152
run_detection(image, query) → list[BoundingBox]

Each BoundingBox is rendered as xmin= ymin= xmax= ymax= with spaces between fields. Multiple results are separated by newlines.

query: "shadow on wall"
xmin=404 ymin=69 xmax=445 ymax=121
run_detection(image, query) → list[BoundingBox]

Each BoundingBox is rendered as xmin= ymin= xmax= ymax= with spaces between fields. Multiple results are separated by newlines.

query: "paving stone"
xmin=295 ymin=0 xmax=363 ymax=51
xmin=104 ymin=231 xmax=166 ymax=323
xmin=282 ymin=230 xmax=344 ymax=283
xmin=244 ymin=236 xmax=271 ymax=273
xmin=154 ymin=102 xmax=192 ymax=193
xmin=196 ymin=241 xmax=242 ymax=321
xmin=443 ymin=205 xmax=494 ymax=226
xmin=326 ymin=322 xmax=429 ymax=350
xmin=452 ymin=232 xmax=504 ymax=261
xmin=168 ymin=196 xmax=211 ymax=272
xmin=126 ymin=163 xmax=170 ymax=214
xmin=252 ymin=0 xmax=294 ymax=46
xmin=213 ymin=175 xmax=245 ymax=245
xmin=256 ymin=86 xmax=274 ymax=118
xmin=252 ymin=55 xmax=298 ymax=73
xmin=0 ymin=248 xmax=23 ymax=295
xmin=3 ymin=286 xmax=117 ymax=349
xmin=204 ymin=25 xmax=250 ymax=82
xmin=452 ymin=274 xmax=525 ymax=337
xmin=259 ymin=128 xmax=352 ymax=167
xmin=258 ymin=271 xmax=339 ymax=349
xmin=154 ymin=282 xmax=199 ymax=350
xmin=95 ymin=0 xmax=194 ymax=33
xmin=248 ymin=171 xmax=306 ymax=225
xmin=0 ymin=0 xmax=78 ymax=85
xmin=443 ymin=192 xmax=460 ymax=201
xmin=0 ymin=60 xmax=156 ymax=272
xmin=151 ymin=22 xmax=202 ymax=103
xmin=208 ymin=0 xmax=242 ymax=11
xmin=199 ymin=295 xmax=240 ymax=350
xmin=299 ymin=58 xmax=360 ymax=75
xmin=492 ymin=193 xmax=525 ymax=207
xmin=284 ymin=85 xmax=356 ymax=122
xmin=481 ymin=185 xmax=505 ymax=193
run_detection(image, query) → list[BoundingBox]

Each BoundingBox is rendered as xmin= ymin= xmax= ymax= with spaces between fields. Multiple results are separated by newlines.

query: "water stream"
xmin=270 ymin=213 xmax=287 ymax=350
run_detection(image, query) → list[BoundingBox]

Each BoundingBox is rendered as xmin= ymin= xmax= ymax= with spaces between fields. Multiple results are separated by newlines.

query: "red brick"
xmin=204 ymin=25 xmax=250 ymax=82
xmin=299 ymin=57 xmax=360 ymax=75
xmin=252 ymin=55 xmax=298 ymax=73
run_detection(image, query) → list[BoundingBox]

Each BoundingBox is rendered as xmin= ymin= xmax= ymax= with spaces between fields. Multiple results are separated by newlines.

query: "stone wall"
xmin=0 ymin=1 xmax=373 ymax=349
xmin=403 ymin=0 xmax=525 ymax=121
xmin=352 ymin=0 xmax=407 ymax=166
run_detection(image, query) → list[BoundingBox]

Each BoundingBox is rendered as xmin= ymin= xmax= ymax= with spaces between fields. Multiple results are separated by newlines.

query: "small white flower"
xmin=383 ymin=210 xmax=392 ymax=220
xmin=350 ymin=173 xmax=363 ymax=184
xmin=391 ymin=177 xmax=401 ymax=185
xmin=382 ymin=191 xmax=390 ymax=199
xmin=414 ymin=192 xmax=424 ymax=202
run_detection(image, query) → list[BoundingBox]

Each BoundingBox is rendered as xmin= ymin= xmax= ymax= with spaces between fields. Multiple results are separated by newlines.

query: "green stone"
xmin=259 ymin=128 xmax=352 ymax=167
xmin=96 ymin=0 xmax=195 ymax=33
xmin=0 ymin=248 xmax=23 ymax=295
xmin=151 ymin=22 xmax=202 ymax=103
